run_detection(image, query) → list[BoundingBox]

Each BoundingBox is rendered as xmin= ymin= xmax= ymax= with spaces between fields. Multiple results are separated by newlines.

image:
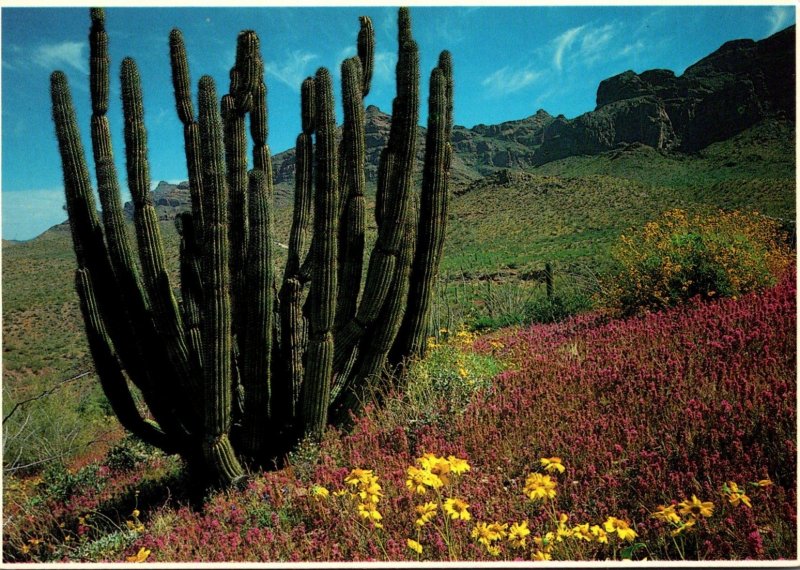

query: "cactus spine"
xmin=51 ymin=7 xmax=452 ymax=487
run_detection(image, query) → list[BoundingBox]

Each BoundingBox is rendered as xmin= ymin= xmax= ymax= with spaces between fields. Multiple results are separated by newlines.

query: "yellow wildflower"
xmin=406 ymin=466 xmax=443 ymax=494
xmin=540 ymin=457 xmax=566 ymax=474
xmin=311 ymin=485 xmax=330 ymax=501
xmin=724 ymin=482 xmax=752 ymax=508
xmin=603 ymin=517 xmax=638 ymax=541
xmin=333 ymin=489 xmax=348 ymax=497
xmin=555 ymin=513 xmax=572 ymax=540
xmin=508 ymin=521 xmax=531 ymax=549
xmin=651 ymin=504 xmax=681 ymax=524
xmin=418 ymin=453 xmax=452 ymax=486
xmin=472 ymin=522 xmax=496 ymax=547
xmin=571 ymin=523 xmax=593 ymax=541
xmin=443 ymin=497 xmax=471 ymax=521
xmin=345 ymin=468 xmax=375 ymax=487
xmin=21 ymin=545 xmax=30 ymax=555
xmin=678 ymin=495 xmax=714 ymax=518
xmin=357 ymin=503 xmax=382 ymax=522
xmin=415 ymin=502 xmax=438 ymax=526
xmin=590 ymin=524 xmax=609 ymax=544
xmin=486 ymin=544 xmax=501 ymax=557
xmin=358 ymin=481 xmax=383 ymax=504
xmin=757 ymin=479 xmax=773 ymax=487
xmin=670 ymin=518 xmax=696 ymax=537
xmin=488 ymin=522 xmax=508 ymax=540
xmin=126 ymin=547 xmax=151 ymax=563
xmin=532 ymin=550 xmax=552 ymax=561
xmin=447 ymin=455 xmax=471 ymax=475
xmin=523 ymin=472 xmax=557 ymax=502
xmin=407 ymin=538 xmax=423 ymax=554
xmin=131 ymin=509 xmax=140 ymax=518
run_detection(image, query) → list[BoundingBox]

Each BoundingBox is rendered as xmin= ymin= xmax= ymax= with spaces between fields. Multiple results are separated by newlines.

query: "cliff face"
xmin=535 ymin=25 xmax=795 ymax=164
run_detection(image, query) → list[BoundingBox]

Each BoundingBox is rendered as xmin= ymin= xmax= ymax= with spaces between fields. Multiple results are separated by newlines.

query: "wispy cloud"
xmin=551 ymin=22 xmax=627 ymax=71
xmin=553 ymin=25 xmax=584 ymax=71
xmin=2 ymin=44 xmax=23 ymax=70
xmin=766 ymin=6 xmax=793 ymax=35
xmin=265 ymin=50 xmax=318 ymax=90
xmin=579 ymin=23 xmax=617 ymax=65
xmin=482 ymin=65 xmax=542 ymax=97
xmin=31 ymin=41 xmax=88 ymax=75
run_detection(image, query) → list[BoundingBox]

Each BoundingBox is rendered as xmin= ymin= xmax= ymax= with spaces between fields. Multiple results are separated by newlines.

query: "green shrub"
xmin=601 ymin=208 xmax=793 ymax=316
xmin=104 ymin=436 xmax=154 ymax=472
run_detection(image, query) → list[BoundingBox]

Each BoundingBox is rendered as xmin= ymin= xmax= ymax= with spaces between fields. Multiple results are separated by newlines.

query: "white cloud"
xmin=31 ymin=41 xmax=88 ymax=75
xmin=482 ymin=65 xmax=542 ymax=97
xmin=579 ymin=23 xmax=617 ymax=65
xmin=2 ymin=188 xmax=68 ymax=241
xmin=766 ymin=6 xmax=792 ymax=35
xmin=551 ymin=22 xmax=629 ymax=71
xmin=553 ymin=25 xmax=584 ymax=71
xmin=265 ymin=50 xmax=318 ymax=90
xmin=618 ymin=40 xmax=646 ymax=59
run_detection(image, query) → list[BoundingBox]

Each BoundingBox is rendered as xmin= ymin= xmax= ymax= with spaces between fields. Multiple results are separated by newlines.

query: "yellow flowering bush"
xmin=602 ymin=208 xmax=793 ymax=315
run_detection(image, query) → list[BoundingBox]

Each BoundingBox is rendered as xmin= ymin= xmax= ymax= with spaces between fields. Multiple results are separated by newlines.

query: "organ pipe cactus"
xmin=50 ymin=7 xmax=452 ymax=487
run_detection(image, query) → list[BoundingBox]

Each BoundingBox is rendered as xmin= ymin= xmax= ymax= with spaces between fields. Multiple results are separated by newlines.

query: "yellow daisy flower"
xmin=443 ymin=497 xmax=471 ymax=521
xmin=724 ymin=482 xmax=752 ymax=508
xmin=590 ymin=524 xmax=609 ymax=544
xmin=603 ymin=517 xmax=638 ymax=541
xmin=651 ymin=504 xmax=680 ymax=524
xmin=540 ymin=457 xmax=566 ymax=474
xmin=571 ymin=523 xmax=593 ymax=541
xmin=407 ymin=538 xmax=423 ymax=554
xmin=678 ymin=495 xmax=714 ymax=518
xmin=532 ymin=550 xmax=552 ymax=561
xmin=415 ymin=502 xmax=438 ymax=526
xmin=447 ymin=455 xmax=471 ymax=475
xmin=345 ymin=468 xmax=374 ymax=487
xmin=523 ymin=473 xmax=557 ymax=502
xmin=508 ymin=521 xmax=531 ymax=549
xmin=126 ymin=547 xmax=151 ymax=563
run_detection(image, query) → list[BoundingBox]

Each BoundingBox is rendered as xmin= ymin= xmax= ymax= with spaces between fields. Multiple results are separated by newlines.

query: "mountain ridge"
xmin=111 ymin=23 xmax=794 ymax=221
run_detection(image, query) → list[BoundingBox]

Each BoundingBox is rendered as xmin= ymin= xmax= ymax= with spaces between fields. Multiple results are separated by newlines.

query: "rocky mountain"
xmin=125 ymin=25 xmax=794 ymax=220
xmin=534 ymin=24 xmax=795 ymax=164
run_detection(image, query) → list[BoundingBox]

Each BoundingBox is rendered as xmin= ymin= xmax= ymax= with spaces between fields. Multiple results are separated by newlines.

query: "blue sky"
xmin=1 ymin=3 xmax=796 ymax=240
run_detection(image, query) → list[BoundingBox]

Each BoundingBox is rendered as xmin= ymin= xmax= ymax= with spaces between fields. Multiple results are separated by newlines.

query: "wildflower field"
xmin=5 ymin=265 xmax=794 ymax=562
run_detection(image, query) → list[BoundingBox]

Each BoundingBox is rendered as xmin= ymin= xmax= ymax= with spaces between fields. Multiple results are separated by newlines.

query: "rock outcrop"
xmin=534 ymin=24 xmax=795 ymax=164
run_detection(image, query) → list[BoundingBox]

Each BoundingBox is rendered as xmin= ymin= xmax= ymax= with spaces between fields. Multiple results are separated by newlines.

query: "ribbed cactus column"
xmin=75 ymin=268 xmax=178 ymax=452
xmin=331 ymin=7 xmax=419 ymax=403
xmin=277 ymin=77 xmax=315 ymax=424
xmin=239 ymin=169 xmax=273 ymax=458
xmin=198 ymin=75 xmax=244 ymax=485
xmin=335 ymin=56 xmax=367 ymax=331
xmin=299 ymin=68 xmax=338 ymax=440
xmin=169 ymin=28 xmax=204 ymax=232
xmin=391 ymin=54 xmax=453 ymax=362
xmin=89 ymin=11 xmax=193 ymax=438
xmin=121 ymin=58 xmax=202 ymax=427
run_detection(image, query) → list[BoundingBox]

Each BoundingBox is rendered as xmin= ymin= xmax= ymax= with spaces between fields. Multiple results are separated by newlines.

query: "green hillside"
xmin=2 ymin=118 xmax=795 ymax=473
